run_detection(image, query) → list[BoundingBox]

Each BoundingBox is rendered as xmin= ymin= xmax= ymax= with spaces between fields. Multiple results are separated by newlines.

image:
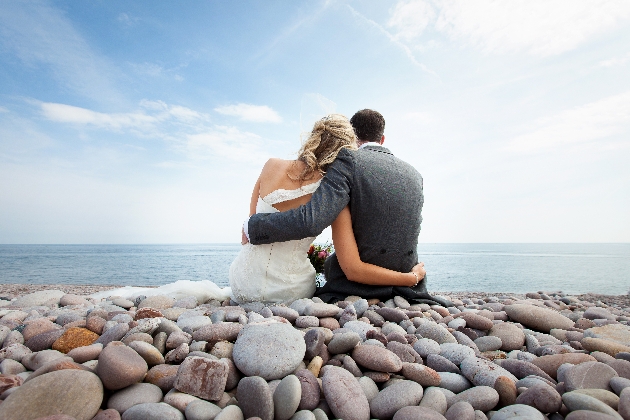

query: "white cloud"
xmin=600 ymin=52 xmax=630 ymax=67
xmin=38 ymin=100 xmax=270 ymax=164
xmin=388 ymin=0 xmax=630 ymax=56
xmin=0 ymin=106 xmax=9 ymax=113
xmin=41 ymin=103 xmax=157 ymax=131
xmin=130 ymin=62 xmax=164 ymax=77
xmin=41 ymin=101 xmax=206 ymax=132
xmin=508 ymin=91 xmax=630 ymax=152
xmin=186 ymin=127 xmax=269 ymax=164
xmin=388 ymin=0 xmax=435 ymax=41
xmin=214 ymin=103 xmax=282 ymax=123
xmin=347 ymin=5 xmax=438 ymax=76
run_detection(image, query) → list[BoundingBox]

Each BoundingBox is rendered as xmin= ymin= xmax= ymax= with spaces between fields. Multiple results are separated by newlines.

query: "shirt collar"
xmin=358 ymin=142 xmax=385 ymax=149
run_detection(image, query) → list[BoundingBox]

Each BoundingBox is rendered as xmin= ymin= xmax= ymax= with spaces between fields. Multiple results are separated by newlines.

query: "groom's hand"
xmin=241 ymin=228 xmax=249 ymax=245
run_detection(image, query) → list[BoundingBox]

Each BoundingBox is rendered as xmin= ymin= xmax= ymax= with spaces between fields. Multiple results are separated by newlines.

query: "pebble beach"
xmin=1 ymin=285 xmax=630 ymax=420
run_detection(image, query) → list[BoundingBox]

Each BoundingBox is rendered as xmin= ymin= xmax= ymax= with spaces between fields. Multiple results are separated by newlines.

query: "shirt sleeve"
xmin=247 ymin=149 xmax=355 ymax=244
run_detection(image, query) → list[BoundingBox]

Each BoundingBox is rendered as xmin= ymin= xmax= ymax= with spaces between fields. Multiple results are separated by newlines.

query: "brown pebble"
xmin=319 ymin=317 xmax=340 ymax=330
xmin=134 ymin=308 xmax=162 ymax=321
xmin=22 ymin=319 xmax=60 ymax=341
xmin=86 ymin=316 xmax=106 ymax=335
xmin=494 ymin=375 xmax=517 ymax=407
xmin=531 ymin=353 xmax=597 ymax=380
xmin=52 ymin=328 xmax=99 ymax=354
xmin=145 ymin=364 xmax=180 ymax=392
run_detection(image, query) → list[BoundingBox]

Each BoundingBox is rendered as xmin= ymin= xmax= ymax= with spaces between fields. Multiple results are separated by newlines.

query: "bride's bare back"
xmin=250 ymin=158 xmax=323 ymax=215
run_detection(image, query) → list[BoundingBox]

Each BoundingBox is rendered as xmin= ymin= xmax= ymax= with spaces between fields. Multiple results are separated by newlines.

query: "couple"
xmin=229 ymin=109 xmax=451 ymax=307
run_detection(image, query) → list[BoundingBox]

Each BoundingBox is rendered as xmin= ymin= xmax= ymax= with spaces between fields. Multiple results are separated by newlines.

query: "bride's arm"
xmin=249 ymin=177 xmax=261 ymax=217
xmin=331 ymin=207 xmax=425 ymax=286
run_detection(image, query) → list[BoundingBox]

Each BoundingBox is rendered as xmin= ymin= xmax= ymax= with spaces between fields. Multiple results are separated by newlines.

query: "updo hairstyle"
xmin=294 ymin=114 xmax=357 ymax=182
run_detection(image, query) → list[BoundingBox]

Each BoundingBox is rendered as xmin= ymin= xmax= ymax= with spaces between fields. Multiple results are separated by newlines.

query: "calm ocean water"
xmin=0 ymin=243 xmax=628 ymax=295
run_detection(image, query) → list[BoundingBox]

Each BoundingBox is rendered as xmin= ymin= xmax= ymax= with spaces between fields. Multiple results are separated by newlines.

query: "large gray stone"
xmin=565 ymin=361 xmax=618 ymax=392
xmin=11 ymin=290 xmax=66 ymax=308
xmin=504 ymin=304 xmax=574 ymax=333
xmin=233 ymin=323 xmax=305 ymax=380
xmin=0 ymin=369 xmax=103 ymax=420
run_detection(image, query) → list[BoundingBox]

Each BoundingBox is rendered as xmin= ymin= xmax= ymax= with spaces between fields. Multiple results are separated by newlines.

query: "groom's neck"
xmin=356 ymin=135 xmax=385 ymax=148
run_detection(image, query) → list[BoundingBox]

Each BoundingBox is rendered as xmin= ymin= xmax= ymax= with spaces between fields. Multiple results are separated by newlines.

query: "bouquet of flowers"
xmin=307 ymin=242 xmax=334 ymax=274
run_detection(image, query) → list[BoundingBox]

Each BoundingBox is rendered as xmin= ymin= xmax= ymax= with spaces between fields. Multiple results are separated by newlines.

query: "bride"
xmin=229 ymin=114 xmax=426 ymax=305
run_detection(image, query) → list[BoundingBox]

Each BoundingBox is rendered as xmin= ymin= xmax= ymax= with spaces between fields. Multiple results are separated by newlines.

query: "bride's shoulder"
xmin=261 ymin=158 xmax=298 ymax=172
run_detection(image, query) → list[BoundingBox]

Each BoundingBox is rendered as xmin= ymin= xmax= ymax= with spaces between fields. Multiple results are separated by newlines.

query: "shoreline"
xmin=1 ymin=281 xmax=630 ymax=418
xmin=1 ymin=283 xmax=628 ymax=308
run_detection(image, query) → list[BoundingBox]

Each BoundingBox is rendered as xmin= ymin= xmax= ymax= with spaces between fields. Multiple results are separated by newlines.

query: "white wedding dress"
xmin=229 ymin=181 xmax=321 ymax=304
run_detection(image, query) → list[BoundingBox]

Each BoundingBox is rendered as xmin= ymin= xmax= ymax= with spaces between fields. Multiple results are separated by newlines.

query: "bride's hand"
xmin=241 ymin=228 xmax=249 ymax=245
xmin=411 ymin=262 xmax=426 ymax=286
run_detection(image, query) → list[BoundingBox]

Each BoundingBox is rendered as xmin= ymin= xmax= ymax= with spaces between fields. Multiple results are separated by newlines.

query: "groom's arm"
xmin=248 ymin=149 xmax=355 ymax=245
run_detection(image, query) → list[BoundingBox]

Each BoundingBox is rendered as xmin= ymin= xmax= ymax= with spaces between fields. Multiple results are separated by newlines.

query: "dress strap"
xmin=262 ymin=180 xmax=322 ymax=205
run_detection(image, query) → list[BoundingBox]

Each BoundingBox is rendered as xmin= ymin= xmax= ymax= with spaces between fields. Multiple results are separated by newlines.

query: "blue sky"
xmin=1 ymin=0 xmax=629 ymax=244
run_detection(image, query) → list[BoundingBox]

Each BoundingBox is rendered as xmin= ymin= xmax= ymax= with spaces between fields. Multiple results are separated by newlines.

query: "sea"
xmin=0 ymin=243 xmax=628 ymax=295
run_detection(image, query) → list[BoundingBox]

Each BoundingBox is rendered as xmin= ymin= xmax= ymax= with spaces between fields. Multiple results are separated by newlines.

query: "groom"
xmin=246 ymin=109 xmax=450 ymax=306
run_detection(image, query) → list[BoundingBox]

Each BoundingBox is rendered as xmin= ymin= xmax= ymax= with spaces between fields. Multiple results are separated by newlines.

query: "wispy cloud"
xmin=117 ymin=13 xmax=139 ymax=26
xmin=388 ymin=0 xmax=630 ymax=57
xmin=214 ymin=103 xmax=282 ymax=123
xmin=0 ymin=1 xmax=123 ymax=104
xmin=38 ymin=100 xmax=271 ymax=164
xmin=508 ymin=91 xmax=630 ymax=152
xmin=41 ymin=103 xmax=158 ymax=131
xmin=0 ymin=106 xmax=9 ymax=113
xmin=252 ymin=2 xmax=331 ymax=63
xmin=186 ymin=127 xmax=269 ymax=164
xmin=346 ymin=5 xmax=438 ymax=77
xmin=599 ymin=52 xmax=630 ymax=68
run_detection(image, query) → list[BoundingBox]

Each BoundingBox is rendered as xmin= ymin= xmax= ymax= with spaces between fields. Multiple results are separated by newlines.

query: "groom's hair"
xmin=350 ymin=109 xmax=385 ymax=143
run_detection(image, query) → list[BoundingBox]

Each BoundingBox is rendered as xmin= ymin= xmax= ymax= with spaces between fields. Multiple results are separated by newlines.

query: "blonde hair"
xmin=295 ymin=114 xmax=357 ymax=182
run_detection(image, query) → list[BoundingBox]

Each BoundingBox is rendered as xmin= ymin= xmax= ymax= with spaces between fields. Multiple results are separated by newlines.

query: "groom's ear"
xmin=379 ymin=135 xmax=385 ymax=145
